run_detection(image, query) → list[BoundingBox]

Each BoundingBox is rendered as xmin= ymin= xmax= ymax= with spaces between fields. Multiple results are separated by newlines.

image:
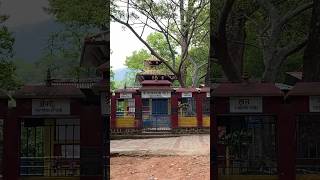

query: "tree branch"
xmin=278 ymin=2 xmax=313 ymax=27
xmin=279 ymin=38 xmax=308 ymax=58
xmin=111 ymin=14 xmax=178 ymax=76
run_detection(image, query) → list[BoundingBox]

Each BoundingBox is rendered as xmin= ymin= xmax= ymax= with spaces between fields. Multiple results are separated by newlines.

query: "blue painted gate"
xmin=143 ymin=99 xmax=171 ymax=130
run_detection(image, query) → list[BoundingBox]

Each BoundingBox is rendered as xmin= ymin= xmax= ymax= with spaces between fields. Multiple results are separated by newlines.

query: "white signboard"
xmin=141 ymin=91 xmax=171 ymax=98
xmin=101 ymin=92 xmax=108 ymax=115
xmin=120 ymin=92 xmax=132 ymax=99
xmin=230 ymin=97 xmax=262 ymax=113
xmin=182 ymin=92 xmax=192 ymax=98
xmin=309 ymin=96 xmax=320 ymax=112
xmin=32 ymin=99 xmax=70 ymax=115
xmin=207 ymin=92 xmax=210 ymax=98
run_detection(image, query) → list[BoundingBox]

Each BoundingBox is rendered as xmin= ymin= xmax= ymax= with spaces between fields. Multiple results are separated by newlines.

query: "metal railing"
xmin=116 ymin=111 xmax=135 ymax=117
xmin=218 ymin=159 xmax=277 ymax=175
xmin=142 ymin=113 xmax=171 ymax=131
xmin=296 ymin=158 xmax=320 ymax=174
xmin=20 ymin=156 xmax=80 ymax=176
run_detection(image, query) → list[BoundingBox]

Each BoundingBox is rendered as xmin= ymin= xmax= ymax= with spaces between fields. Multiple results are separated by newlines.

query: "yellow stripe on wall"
xmin=116 ymin=116 xmax=135 ymax=128
xmin=178 ymin=117 xmax=197 ymax=127
xmin=203 ymin=116 xmax=210 ymax=127
xmin=219 ymin=175 xmax=278 ymax=180
xmin=21 ymin=177 xmax=80 ymax=180
xmin=297 ymin=175 xmax=320 ymax=180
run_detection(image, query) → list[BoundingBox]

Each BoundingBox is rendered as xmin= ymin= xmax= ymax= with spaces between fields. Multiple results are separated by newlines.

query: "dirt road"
xmin=110 ymin=155 xmax=210 ymax=180
xmin=110 ymin=135 xmax=210 ymax=180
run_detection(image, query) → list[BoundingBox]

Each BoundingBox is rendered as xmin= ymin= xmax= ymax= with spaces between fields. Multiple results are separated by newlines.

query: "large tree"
xmin=209 ymin=0 xmax=313 ymax=83
xmin=209 ymin=0 xmax=259 ymax=82
xmin=111 ymin=0 xmax=209 ymax=87
xmin=303 ymin=0 xmax=320 ymax=81
xmin=256 ymin=0 xmax=312 ymax=82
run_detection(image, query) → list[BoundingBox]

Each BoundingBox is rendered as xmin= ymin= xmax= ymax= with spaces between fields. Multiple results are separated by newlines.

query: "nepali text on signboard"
xmin=141 ymin=91 xmax=171 ymax=98
xmin=230 ymin=97 xmax=263 ymax=113
xmin=182 ymin=92 xmax=192 ymax=98
xmin=309 ymin=96 xmax=320 ymax=112
xmin=120 ymin=92 xmax=132 ymax=99
xmin=32 ymin=99 xmax=70 ymax=115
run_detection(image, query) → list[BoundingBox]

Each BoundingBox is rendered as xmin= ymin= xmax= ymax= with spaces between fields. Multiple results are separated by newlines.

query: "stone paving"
xmin=111 ymin=135 xmax=210 ymax=156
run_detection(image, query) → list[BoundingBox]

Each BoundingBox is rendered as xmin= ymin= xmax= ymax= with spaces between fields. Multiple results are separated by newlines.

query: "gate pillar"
xmin=110 ymin=95 xmax=116 ymax=129
xmin=80 ymin=105 xmax=103 ymax=180
xmin=171 ymin=92 xmax=178 ymax=129
xmin=196 ymin=92 xmax=203 ymax=128
xmin=135 ymin=93 xmax=142 ymax=129
xmin=3 ymin=108 xmax=19 ymax=180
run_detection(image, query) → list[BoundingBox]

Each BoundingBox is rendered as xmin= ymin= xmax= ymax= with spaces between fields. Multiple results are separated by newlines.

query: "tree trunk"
xmin=262 ymin=64 xmax=280 ymax=82
xmin=303 ymin=0 xmax=320 ymax=82
xmin=206 ymin=0 xmax=216 ymax=86
xmin=176 ymin=73 xmax=185 ymax=87
xmin=213 ymin=33 xmax=242 ymax=82
xmin=228 ymin=9 xmax=247 ymax=76
xmin=210 ymin=0 xmax=242 ymax=83
xmin=261 ymin=48 xmax=284 ymax=82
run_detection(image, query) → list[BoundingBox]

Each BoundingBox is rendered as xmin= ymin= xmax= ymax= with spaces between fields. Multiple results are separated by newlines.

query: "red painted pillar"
xmin=211 ymin=95 xmax=218 ymax=180
xmin=135 ymin=94 xmax=142 ymax=129
xmin=171 ymin=92 xmax=178 ymax=129
xmin=3 ymin=108 xmax=20 ymax=180
xmin=80 ymin=105 xmax=103 ymax=180
xmin=195 ymin=92 xmax=203 ymax=128
xmin=277 ymin=103 xmax=296 ymax=180
xmin=110 ymin=95 xmax=116 ymax=128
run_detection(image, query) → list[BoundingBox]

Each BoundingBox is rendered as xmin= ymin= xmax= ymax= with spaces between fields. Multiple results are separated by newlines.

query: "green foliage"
xmin=125 ymin=49 xmax=150 ymax=70
xmin=243 ymin=21 xmax=264 ymax=79
xmin=0 ymin=60 xmax=22 ymax=90
xmin=0 ymin=26 xmax=14 ymax=59
xmin=46 ymin=0 xmax=109 ymax=30
xmin=110 ymin=67 xmax=116 ymax=90
xmin=146 ymin=32 xmax=178 ymax=62
xmin=0 ymin=6 xmax=20 ymax=90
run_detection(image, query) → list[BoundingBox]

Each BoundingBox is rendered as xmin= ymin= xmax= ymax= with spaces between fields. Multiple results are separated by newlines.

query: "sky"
xmin=110 ymin=22 xmax=153 ymax=71
xmin=0 ymin=0 xmax=151 ymax=71
xmin=1 ymin=0 xmax=52 ymax=28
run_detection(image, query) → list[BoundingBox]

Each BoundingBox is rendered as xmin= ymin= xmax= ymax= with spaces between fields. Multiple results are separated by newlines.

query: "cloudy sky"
xmin=1 ymin=0 xmax=52 ymax=28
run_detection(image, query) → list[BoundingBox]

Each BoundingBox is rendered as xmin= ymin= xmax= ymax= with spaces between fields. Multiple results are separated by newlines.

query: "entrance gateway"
xmin=3 ymin=79 xmax=104 ymax=180
xmin=212 ymin=82 xmax=284 ymax=180
xmin=141 ymin=91 xmax=171 ymax=130
xmin=287 ymin=82 xmax=320 ymax=180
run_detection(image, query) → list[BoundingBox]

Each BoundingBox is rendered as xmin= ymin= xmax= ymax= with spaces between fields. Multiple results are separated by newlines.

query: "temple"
xmin=111 ymin=56 xmax=210 ymax=134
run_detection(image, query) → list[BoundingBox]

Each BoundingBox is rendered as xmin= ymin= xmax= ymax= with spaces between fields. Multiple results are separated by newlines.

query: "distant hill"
xmin=114 ymin=68 xmax=130 ymax=81
xmin=10 ymin=19 xmax=63 ymax=62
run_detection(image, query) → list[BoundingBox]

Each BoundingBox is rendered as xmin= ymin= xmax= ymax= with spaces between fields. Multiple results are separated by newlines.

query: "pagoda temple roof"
xmin=141 ymin=80 xmax=172 ymax=86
